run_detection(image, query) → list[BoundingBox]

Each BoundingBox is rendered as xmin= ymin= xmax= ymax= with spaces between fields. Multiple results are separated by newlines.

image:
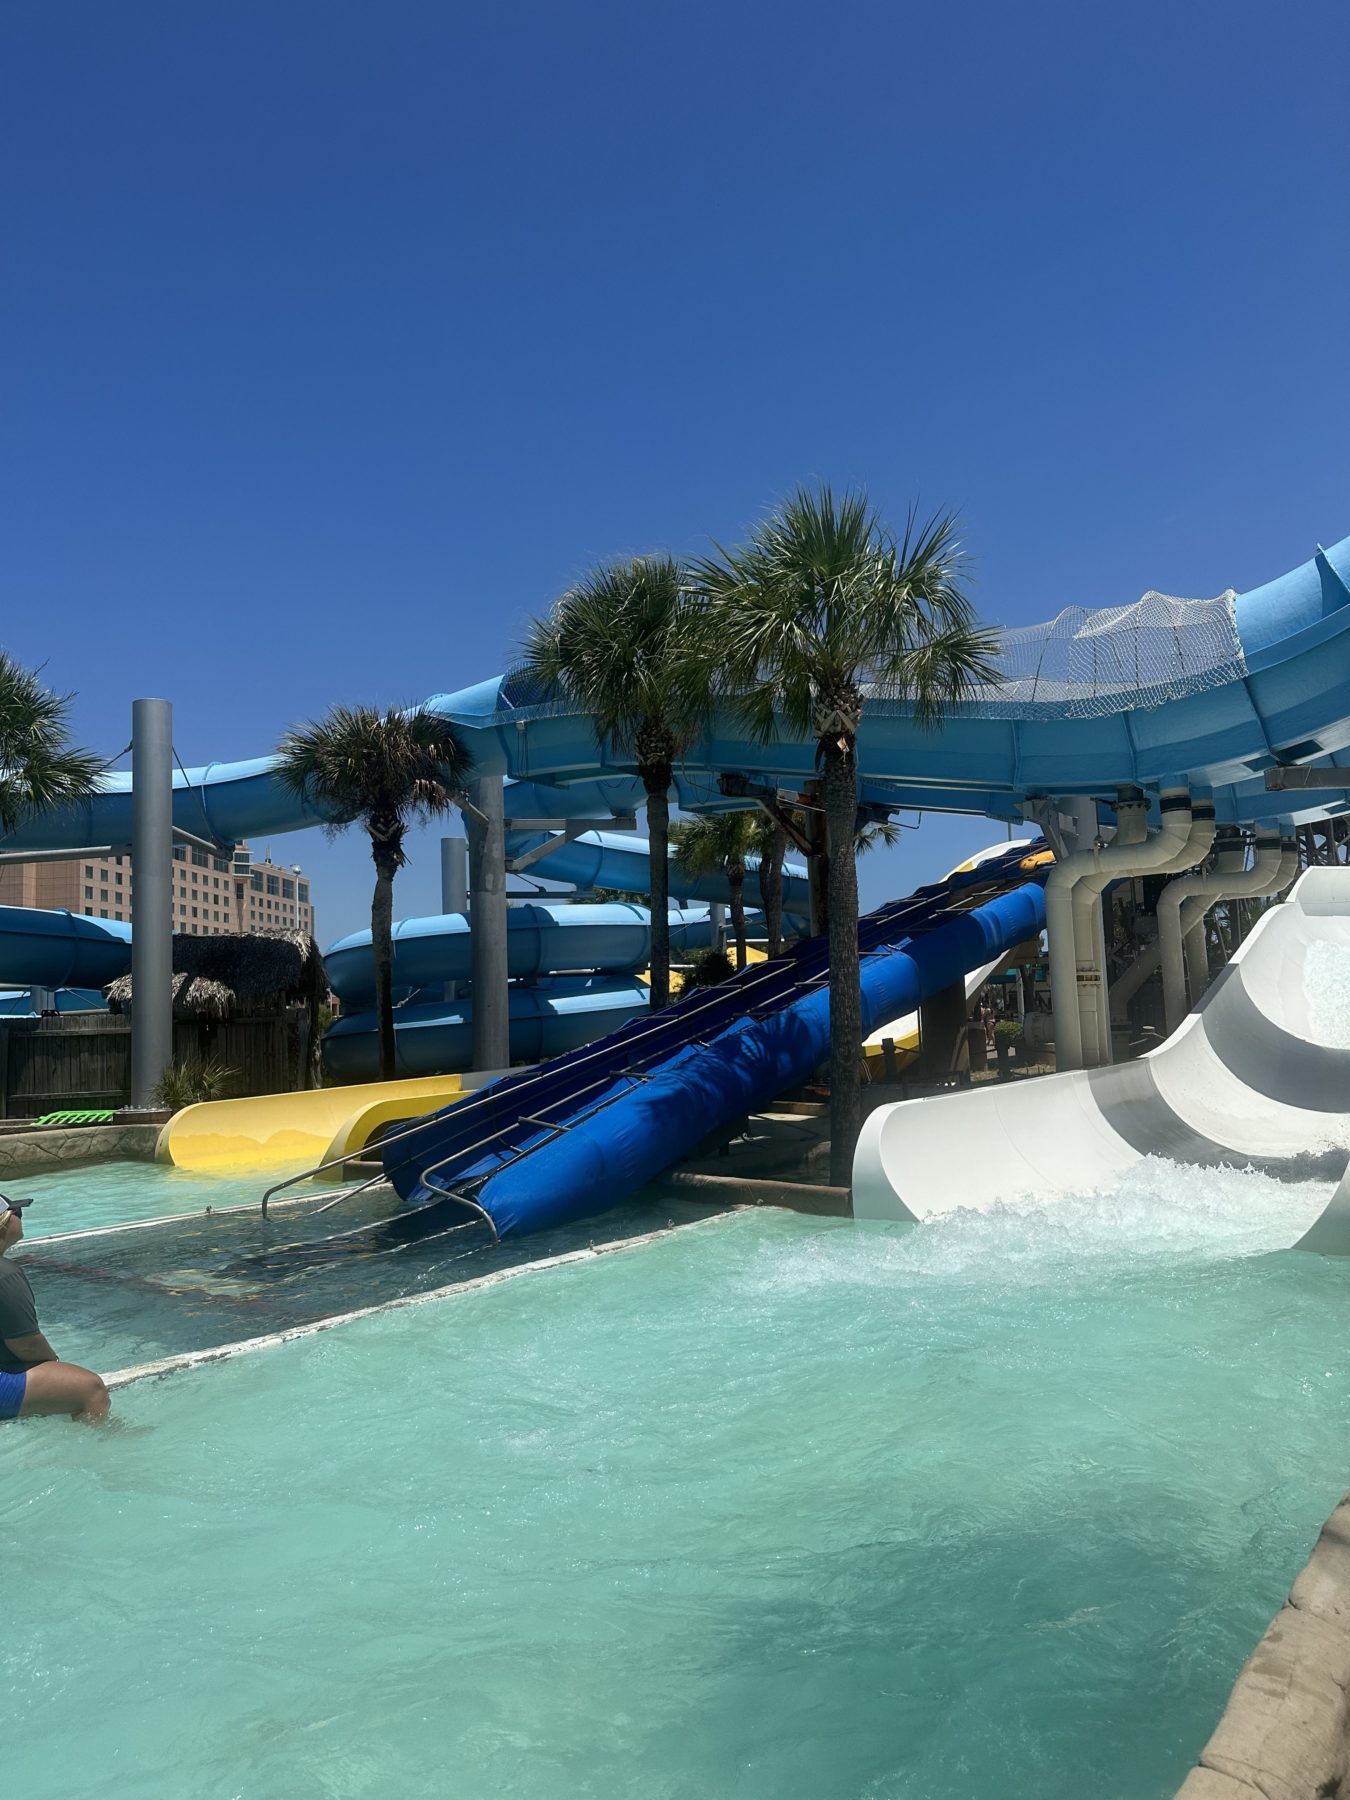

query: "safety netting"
xmin=967 ymin=587 xmax=1246 ymax=719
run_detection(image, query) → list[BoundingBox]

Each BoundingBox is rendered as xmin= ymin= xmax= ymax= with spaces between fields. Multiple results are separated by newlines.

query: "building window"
xmin=214 ymin=856 xmax=229 ymax=873
xmin=99 ymin=908 xmax=108 ymax=918
xmin=191 ymin=847 xmax=208 ymax=867
xmin=173 ymin=846 xmax=185 ymax=862
xmin=191 ymin=907 xmax=198 ymax=919
xmin=99 ymin=888 xmax=108 ymax=902
xmin=115 ymin=911 xmax=123 ymax=921
xmin=282 ymin=879 xmax=294 ymax=899
xmin=84 ymin=886 xmax=93 ymax=900
xmin=179 ymin=904 xmax=186 ymax=916
xmin=115 ymin=872 xmax=123 ymax=886
xmin=84 ymin=865 xmax=93 ymax=879
xmin=266 ymin=875 xmax=279 ymax=895
xmin=84 ymin=907 xmax=93 ymax=916
xmin=299 ymin=883 xmax=309 ymax=904
xmin=251 ymin=872 xmax=263 ymax=891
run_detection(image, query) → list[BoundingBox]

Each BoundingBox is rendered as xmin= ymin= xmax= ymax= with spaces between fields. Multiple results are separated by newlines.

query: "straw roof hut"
xmin=107 ymin=932 xmax=330 ymax=1086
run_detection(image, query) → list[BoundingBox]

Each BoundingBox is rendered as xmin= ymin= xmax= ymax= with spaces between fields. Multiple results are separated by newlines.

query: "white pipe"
xmin=1072 ymin=799 xmax=1148 ymax=1067
xmin=1161 ymin=831 xmax=1285 ymax=1032
xmin=1089 ymin=799 xmax=1216 ymax=1065
xmin=1192 ymin=833 xmax=1295 ymax=1005
xmin=1160 ymin=836 xmax=1248 ymax=1034
xmin=1047 ymin=788 xmax=1194 ymax=1073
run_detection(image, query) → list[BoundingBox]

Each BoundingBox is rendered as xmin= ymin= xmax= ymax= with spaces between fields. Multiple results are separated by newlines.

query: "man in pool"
xmin=0 ymin=1195 xmax=110 ymax=1422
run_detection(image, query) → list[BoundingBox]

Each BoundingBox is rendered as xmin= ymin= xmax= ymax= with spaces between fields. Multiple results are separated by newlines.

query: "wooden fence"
xmin=0 ymin=1011 xmax=308 ymax=1119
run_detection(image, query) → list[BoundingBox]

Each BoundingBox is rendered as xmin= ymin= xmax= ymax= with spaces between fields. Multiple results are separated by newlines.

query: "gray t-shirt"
xmin=0 ymin=1258 xmax=40 ymax=1372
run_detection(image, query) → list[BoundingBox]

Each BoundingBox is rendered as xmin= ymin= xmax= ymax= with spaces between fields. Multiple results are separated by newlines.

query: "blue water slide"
xmin=323 ymin=900 xmax=720 ymax=1005
xmin=504 ymin=828 xmax=812 ymax=911
xmin=0 ymin=907 xmax=132 ymax=989
xmin=363 ymin=844 xmax=1047 ymax=1239
xmin=323 ymin=974 xmax=652 ymax=1080
xmin=0 ymin=988 xmax=108 ymax=1016
xmin=1 ymin=532 xmax=1347 ymax=863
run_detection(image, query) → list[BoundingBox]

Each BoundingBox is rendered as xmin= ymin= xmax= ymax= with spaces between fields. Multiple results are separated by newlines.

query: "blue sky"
xmin=3 ymin=1 xmax=1347 ymax=940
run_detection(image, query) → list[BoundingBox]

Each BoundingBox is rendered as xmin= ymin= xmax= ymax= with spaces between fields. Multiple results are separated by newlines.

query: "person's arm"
xmin=5 ymin=1330 xmax=58 ymax=1366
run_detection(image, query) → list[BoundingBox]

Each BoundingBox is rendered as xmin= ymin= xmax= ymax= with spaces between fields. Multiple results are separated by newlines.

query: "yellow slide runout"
xmin=156 ymin=1075 xmax=467 ymax=1172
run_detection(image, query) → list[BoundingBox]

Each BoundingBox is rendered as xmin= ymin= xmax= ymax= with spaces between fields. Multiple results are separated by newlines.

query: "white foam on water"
xmin=737 ymin=1157 xmax=1337 ymax=1302
xmin=1304 ymin=939 xmax=1350 ymax=1046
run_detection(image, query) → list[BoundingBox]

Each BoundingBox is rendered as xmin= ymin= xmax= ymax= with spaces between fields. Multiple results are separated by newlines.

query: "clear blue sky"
xmin=3 ymin=1 xmax=1346 ymax=940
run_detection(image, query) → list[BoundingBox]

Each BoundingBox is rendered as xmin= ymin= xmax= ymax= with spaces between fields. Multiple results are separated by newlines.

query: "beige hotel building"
xmin=0 ymin=843 xmax=317 ymax=941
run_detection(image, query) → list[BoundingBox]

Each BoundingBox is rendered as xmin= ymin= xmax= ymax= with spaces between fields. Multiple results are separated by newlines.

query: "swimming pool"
xmin=6 ymin=1156 xmax=1350 ymax=1798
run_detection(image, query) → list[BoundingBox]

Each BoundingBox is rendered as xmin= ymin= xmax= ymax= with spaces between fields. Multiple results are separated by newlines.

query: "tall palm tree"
xmin=275 ymin=705 xmax=473 ymax=1081
xmin=521 ymin=555 xmax=700 ymax=1008
xmin=672 ymin=810 xmax=760 ymax=970
xmin=690 ymin=487 xmax=998 ymax=1184
xmin=0 ymin=652 xmax=103 ymax=835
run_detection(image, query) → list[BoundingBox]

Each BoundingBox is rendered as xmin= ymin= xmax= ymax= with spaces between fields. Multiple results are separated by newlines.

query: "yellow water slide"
xmin=156 ymin=1074 xmax=470 ymax=1172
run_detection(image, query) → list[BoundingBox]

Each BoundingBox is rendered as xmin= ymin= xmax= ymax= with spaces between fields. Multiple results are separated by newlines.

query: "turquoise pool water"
xmin=14 ymin=1158 xmax=269 ymax=1238
xmin=6 ymin=1157 xmax=1350 ymax=1798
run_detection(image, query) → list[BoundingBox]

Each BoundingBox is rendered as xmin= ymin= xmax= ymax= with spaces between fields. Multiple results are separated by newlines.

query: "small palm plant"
xmin=275 ymin=706 xmax=474 ymax=1081
xmin=521 ymin=555 xmax=702 ymax=1008
xmin=689 ymin=486 xmax=998 ymax=1183
xmin=672 ymin=810 xmax=761 ymax=970
xmin=0 ymin=652 xmax=103 ymax=835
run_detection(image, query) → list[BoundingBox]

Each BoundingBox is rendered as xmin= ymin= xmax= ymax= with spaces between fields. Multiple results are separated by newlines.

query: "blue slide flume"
xmin=318 ymin=843 xmax=1051 ymax=1246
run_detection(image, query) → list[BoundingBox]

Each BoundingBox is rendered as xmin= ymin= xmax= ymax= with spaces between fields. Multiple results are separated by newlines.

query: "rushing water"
xmin=6 ymin=1158 xmax=1350 ymax=1800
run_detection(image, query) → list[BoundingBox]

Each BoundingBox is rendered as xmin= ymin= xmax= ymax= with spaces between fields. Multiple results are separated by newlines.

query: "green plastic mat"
xmin=32 ymin=1109 xmax=117 ymax=1127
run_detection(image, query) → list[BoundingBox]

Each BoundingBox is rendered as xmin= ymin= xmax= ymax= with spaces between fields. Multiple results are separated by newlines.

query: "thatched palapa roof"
xmin=106 ymin=931 xmax=329 ymax=1020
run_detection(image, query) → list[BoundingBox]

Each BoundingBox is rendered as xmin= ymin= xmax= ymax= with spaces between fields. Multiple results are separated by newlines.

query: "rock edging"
xmin=1175 ymin=1492 xmax=1350 ymax=1798
xmin=0 ymin=1124 xmax=161 ymax=1180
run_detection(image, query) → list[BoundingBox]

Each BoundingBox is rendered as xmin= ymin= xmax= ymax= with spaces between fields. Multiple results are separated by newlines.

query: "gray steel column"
xmin=130 ymin=697 xmax=174 ymax=1108
xmin=440 ymin=836 xmax=468 ymax=916
xmin=467 ymin=777 xmax=510 ymax=1071
xmin=708 ymin=901 xmax=726 ymax=951
xmin=440 ymin=835 xmax=469 ymax=1003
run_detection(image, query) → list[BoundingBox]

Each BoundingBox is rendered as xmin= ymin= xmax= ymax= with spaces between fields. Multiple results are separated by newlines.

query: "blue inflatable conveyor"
xmin=374 ymin=845 xmax=1047 ymax=1239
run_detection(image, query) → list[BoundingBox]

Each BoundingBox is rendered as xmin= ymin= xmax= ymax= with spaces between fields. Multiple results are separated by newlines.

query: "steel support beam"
xmin=466 ymin=776 xmax=510 ymax=1071
xmin=129 ymin=698 xmax=174 ymax=1109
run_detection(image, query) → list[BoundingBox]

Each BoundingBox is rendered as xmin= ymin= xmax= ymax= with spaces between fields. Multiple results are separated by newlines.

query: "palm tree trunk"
xmin=729 ymin=869 xmax=748 ymax=970
xmin=821 ymin=741 xmax=862 ymax=1187
xmin=370 ymin=846 xmax=398 ymax=1082
xmin=759 ymin=823 xmax=787 ymax=958
xmin=645 ymin=772 xmax=672 ymax=1009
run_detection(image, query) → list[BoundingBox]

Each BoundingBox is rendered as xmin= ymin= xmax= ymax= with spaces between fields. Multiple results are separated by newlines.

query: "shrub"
xmin=151 ymin=1056 xmax=239 ymax=1110
xmin=684 ymin=947 xmax=735 ymax=988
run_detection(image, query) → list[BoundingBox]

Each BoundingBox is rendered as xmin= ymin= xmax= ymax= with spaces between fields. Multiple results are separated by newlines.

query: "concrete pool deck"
xmin=1175 ymin=1491 xmax=1350 ymax=1799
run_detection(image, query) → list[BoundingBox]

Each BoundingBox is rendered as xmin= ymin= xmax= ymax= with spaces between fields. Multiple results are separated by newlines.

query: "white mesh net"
xmin=969 ymin=588 xmax=1245 ymax=719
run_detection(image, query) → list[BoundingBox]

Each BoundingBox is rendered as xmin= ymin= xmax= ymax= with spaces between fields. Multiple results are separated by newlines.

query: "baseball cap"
xmin=0 ymin=1194 xmax=33 ymax=1214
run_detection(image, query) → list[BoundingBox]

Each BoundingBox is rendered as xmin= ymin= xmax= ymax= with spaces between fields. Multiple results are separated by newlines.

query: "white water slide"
xmin=854 ymin=868 xmax=1350 ymax=1251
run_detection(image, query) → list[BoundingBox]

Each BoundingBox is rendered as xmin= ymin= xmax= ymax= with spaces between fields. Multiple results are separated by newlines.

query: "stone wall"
xmin=1175 ymin=1492 xmax=1350 ymax=1798
xmin=0 ymin=1124 xmax=161 ymax=1181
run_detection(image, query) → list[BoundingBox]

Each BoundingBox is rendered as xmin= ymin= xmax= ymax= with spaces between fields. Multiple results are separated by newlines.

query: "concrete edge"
xmin=1173 ymin=1492 xmax=1350 ymax=1799
xmin=104 ymin=1207 xmax=743 ymax=1393
xmin=0 ymin=1124 xmax=161 ymax=1179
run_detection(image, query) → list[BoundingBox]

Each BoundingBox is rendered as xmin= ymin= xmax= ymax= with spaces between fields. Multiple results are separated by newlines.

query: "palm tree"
xmin=752 ymin=811 xmax=789 ymax=958
xmin=672 ymin=810 xmax=761 ymax=970
xmin=521 ymin=555 xmax=700 ymax=1009
xmin=274 ymin=705 xmax=473 ymax=1081
xmin=0 ymin=653 xmax=103 ymax=835
xmin=689 ymin=486 xmax=999 ymax=1184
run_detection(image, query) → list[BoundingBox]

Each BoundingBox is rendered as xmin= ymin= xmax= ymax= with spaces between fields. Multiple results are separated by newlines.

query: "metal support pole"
xmin=440 ymin=835 xmax=468 ymax=1002
xmin=466 ymin=777 xmax=510 ymax=1071
xmin=129 ymin=697 xmax=174 ymax=1108
xmin=709 ymin=902 xmax=726 ymax=951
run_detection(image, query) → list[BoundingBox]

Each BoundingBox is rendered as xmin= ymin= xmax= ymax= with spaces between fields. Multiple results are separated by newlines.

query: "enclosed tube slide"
xmin=504 ymin=829 xmax=811 ymax=913
xmin=323 ymin=901 xmax=723 ymax=1005
xmin=2 ymin=535 xmax=1349 ymax=863
xmin=854 ymin=867 xmax=1350 ymax=1226
xmin=323 ymin=974 xmax=653 ymax=1081
xmin=0 ymin=906 xmax=132 ymax=990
